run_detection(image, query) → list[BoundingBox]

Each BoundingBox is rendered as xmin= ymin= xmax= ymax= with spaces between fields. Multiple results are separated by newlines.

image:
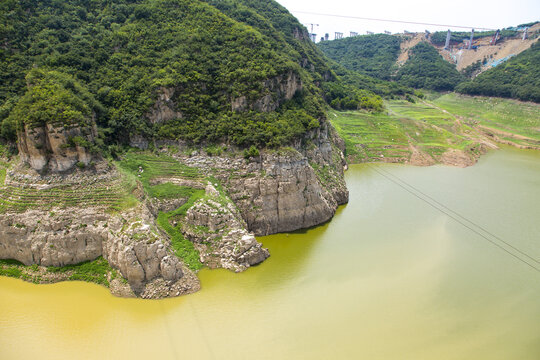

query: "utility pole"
xmin=335 ymin=32 xmax=343 ymax=40
xmin=350 ymin=32 xmax=358 ymax=37
xmin=490 ymin=29 xmax=500 ymax=45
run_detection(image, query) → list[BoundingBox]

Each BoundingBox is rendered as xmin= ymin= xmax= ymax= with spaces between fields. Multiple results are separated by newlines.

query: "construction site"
xmin=312 ymin=18 xmax=539 ymax=77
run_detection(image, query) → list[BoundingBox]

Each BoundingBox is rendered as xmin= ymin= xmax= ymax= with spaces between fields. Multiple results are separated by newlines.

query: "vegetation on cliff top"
xmin=318 ymin=34 xmax=401 ymax=80
xmin=4 ymin=69 xmax=101 ymax=135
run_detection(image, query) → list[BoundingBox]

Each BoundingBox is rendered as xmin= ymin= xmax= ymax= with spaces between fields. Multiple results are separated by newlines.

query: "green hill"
xmin=456 ymin=41 xmax=540 ymax=103
xmin=0 ymin=0 xmax=383 ymax=149
xmin=318 ymin=34 xmax=401 ymax=80
xmin=394 ymin=42 xmax=464 ymax=91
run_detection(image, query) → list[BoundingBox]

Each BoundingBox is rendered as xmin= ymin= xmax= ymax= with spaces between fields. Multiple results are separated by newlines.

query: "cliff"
xmin=0 ymin=0 xmax=353 ymax=298
xmin=0 ymin=170 xmax=199 ymax=298
xmin=17 ymin=122 xmax=97 ymax=173
xmin=0 ymin=117 xmax=348 ymax=298
xmin=178 ymin=121 xmax=348 ymax=236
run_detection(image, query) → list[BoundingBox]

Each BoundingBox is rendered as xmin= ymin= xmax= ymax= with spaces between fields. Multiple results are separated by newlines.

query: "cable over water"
xmin=366 ymin=163 xmax=540 ymax=273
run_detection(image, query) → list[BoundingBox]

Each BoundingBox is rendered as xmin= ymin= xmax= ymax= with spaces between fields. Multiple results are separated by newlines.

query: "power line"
xmin=366 ymin=164 xmax=540 ymax=273
xmin=293 ymin=11 xmax=496 ymax=31
xmin=375 ymin=165 xmax=540 ymax=264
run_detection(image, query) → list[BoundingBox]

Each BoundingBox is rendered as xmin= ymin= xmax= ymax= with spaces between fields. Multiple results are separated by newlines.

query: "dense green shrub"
xmin=7 ymin=69 xmax=98 ymax=131
xmin=318 ymin=34 xmax=401 ymax=80
xmin=243 ymin=145 xmax=259 ymax=158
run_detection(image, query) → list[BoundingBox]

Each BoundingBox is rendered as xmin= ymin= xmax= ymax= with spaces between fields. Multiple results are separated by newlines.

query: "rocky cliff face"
xmin=4 ymin=95 xmax=348 ymax=298
xmin=0 ymin=166 xmax=200 ymax=298
xmin=17 ymin=121 xmax=97 ymax=173
xmin=232 ymin=71 xmax=303 ymax=112
xmin=184 ymin=183 xmax=269 ymax=272
xmin=0 ymin=202 xmax=199 ymax=298
xmin=146 ymin=87 xmax=183 ymax=124
xmin=179 ymin=120 xmax=349 ymax=236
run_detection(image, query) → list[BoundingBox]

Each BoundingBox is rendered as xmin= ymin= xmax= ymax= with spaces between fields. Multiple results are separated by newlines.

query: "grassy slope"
xmin=0 ymin=167 xmax=138 ymax=213
xmin=117 ymin=151 xmax=207 ymax=270
xmin=0 ymin=257 xmax=125 ymax=287
xmin=433 ymin=93 xmax=540 ymax=143
xmin=331 ymin=93 xmax=539 ymax=164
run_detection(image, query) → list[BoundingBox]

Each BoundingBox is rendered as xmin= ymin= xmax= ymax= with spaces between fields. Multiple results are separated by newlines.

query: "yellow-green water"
xmin=1 ymin=147 xmax=540 ymax=359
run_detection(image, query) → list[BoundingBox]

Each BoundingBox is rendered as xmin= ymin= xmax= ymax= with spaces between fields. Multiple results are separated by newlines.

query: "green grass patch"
xmin=117 ymin=151 xmax=204 ymax=199
xmin=433 ymin=93 xmax=540 ymax=141
xmin=0 ymin=167 xmax=6 ymax=186
xmin=152 ymin=184 xmax=205 ymax=271
xmin=0 ymin=266 xmax=23 ymax=278
xmin=1 ymin=257 xmax=126 ymax=286
xmin=118 ymin=151 xmax=208 ymax=271
xmin=47 ymin=257 xmax=117 ymax=286
xmin=329 ymin=98 xmax=475 ymax=163
xmin=157 ymin=211 xmax=203 ymax=271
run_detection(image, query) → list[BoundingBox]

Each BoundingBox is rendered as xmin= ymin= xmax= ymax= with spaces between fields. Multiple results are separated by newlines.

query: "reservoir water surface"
xmin=1 ymin=147 xmax=539 ymax=359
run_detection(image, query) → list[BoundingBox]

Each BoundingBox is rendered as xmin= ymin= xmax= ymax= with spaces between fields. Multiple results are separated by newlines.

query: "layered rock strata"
xmin=179 ymin=121 xmax=349 ymax=236
xmin=184 ymin=183 xmax=269 ymax=272
xmin=0 ymin=199 xmax=199 ymax=298
xmin=17 ymin=122 xmax=97 ymax=173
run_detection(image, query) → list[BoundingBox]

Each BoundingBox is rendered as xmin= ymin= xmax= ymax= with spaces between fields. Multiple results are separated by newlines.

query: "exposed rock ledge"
xmin=177 ymin=121 xmax=349 ymax=236
xmin=2 ymin=120 xmax=348 ymax=298
xmin=0 ymin=204 xmax=200 ymax=299
xmin=17 ymin=122 xmax=97 ymax=173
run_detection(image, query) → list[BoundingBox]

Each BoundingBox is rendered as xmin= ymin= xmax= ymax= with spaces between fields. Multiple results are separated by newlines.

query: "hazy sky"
xmin=276 ymin=0 xmax=540 ymax=41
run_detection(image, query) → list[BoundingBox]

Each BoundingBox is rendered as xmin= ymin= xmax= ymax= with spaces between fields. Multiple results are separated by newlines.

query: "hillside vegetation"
xmin=319 ymin=29 xmax=539 ymax=103
xmin=318 ymin=34 xmax=401 ymax=80
xmin=0 ymin=0 xmax=384 ymax=150
xmin=319 ymin=36 xmax=464 ymax=92
xmin=330 ymin=93 xmax=540 ymax=165
xmin=394 ymin=42 xmax=464 ymax=91
xmin=456 ymin=42 xmax=540 ymax=102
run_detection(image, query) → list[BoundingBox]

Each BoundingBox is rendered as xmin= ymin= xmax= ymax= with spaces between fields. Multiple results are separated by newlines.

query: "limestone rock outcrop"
xmin=0 ymin=204 xmax=198 ymax=298
xmin=146 ymin=87 xmax=183 ymax=124
xmin=184 ymin=183 xmax=269 ymax=272
xmin=232 ymin=71 xmax=303 ymax=112
xmin=17 ymin=122 xmax=97 ymax=173
xmin=180 ymin=120 xmax=348 ymax=236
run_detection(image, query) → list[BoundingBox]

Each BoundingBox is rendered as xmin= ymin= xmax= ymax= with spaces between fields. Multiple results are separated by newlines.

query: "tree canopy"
xmin=0 ymin=0 xmax=386 ymax=148
xmin=394 ymin=42 xmax=464 ymax=91
xmin=318 ymin=34 xmax=401 ymax=80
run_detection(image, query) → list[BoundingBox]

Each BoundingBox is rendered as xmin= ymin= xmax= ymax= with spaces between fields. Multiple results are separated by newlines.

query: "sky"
xmin=276 ymin=0 xmax=540 ymax=41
